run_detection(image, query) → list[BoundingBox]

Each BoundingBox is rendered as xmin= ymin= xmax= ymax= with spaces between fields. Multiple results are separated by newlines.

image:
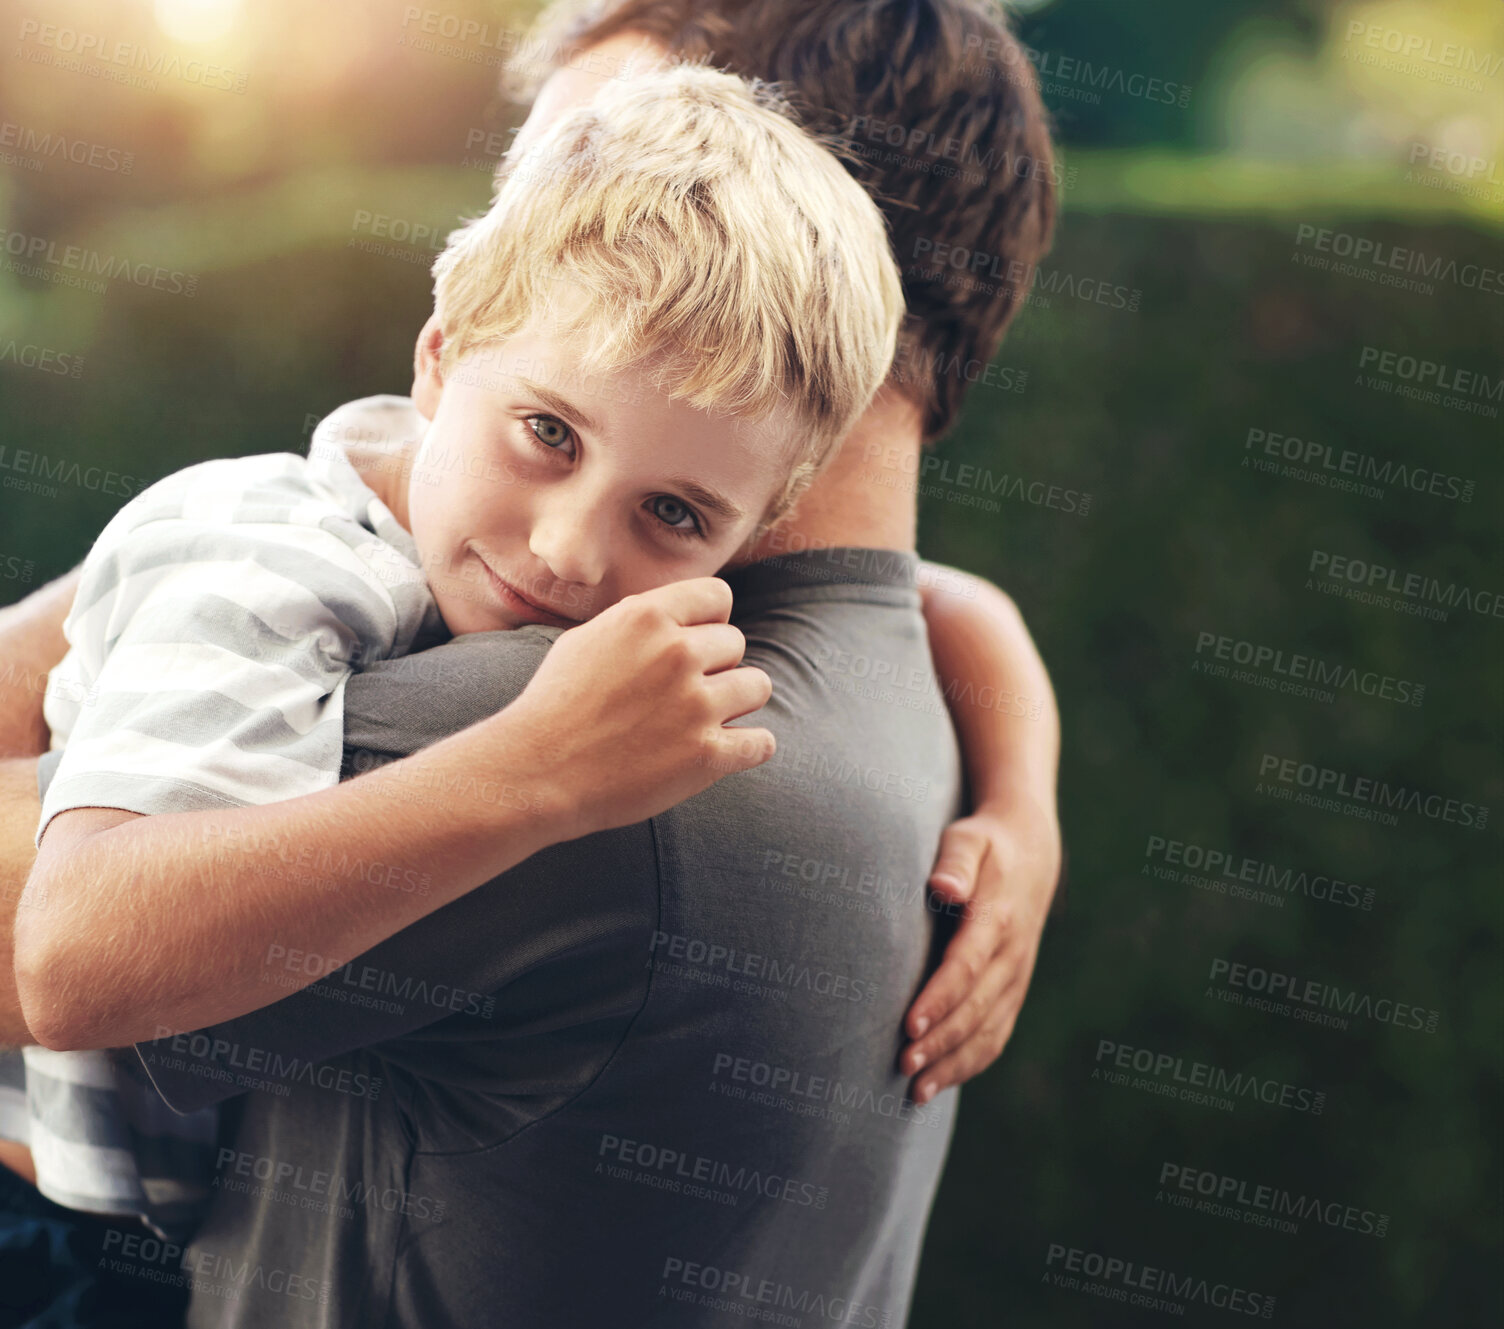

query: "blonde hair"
xmin=431 ymin=62 xmax=903 ymax=521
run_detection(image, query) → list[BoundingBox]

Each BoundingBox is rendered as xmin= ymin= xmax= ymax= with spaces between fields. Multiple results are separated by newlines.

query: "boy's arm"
xmin=0 ymin=573 xmax=80 ymax=1045
xmin=902 ymin=563 xmax=1063 ymax=1101
xmin=16 ymin=578 xmax=774 ymax=1052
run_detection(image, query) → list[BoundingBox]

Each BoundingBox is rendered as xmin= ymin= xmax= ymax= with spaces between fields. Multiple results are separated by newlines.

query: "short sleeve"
xmin=38 ymin=467 xmax=413 ymax=844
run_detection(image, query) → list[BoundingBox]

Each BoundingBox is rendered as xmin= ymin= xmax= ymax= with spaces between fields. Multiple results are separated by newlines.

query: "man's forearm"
xmin=918 ymin=562 xmax=1060 ymax=818
xmin=0 ymin=758 xmax=42 ymax=1045
xmin=17 ymin=711 xmax=568 ymax=1051
xmin=0 ymin=567 xmax=79 ymax=758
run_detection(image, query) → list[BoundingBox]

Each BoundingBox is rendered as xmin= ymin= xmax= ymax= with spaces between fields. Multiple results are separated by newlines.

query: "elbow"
xmin=16 ymin=980 xmax=97 ymax=1054
xmin=14 ymin=893 xmax=104 ymax=1052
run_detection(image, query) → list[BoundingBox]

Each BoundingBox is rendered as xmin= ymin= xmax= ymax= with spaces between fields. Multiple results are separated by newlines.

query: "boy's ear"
xmin=412 ymin=315 xmax=445 ymax=420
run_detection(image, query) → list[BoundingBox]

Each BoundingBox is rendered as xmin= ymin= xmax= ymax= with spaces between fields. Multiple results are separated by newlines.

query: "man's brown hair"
xmin=521 ymin=0 xmax=1058 ymax=443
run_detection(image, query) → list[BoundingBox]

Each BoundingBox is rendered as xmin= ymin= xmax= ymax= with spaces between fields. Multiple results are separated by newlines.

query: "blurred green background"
xmin=1 ymin=1 xmax=1499 ymax=1325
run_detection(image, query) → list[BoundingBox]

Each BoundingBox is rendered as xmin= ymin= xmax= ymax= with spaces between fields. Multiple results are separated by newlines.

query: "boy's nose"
xmin=526 ymin=499 xmax=608 ymax=588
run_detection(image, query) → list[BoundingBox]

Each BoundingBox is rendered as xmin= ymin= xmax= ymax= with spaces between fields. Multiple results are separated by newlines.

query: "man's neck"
xmin=746 ymin=388 xmax=922 ymax=564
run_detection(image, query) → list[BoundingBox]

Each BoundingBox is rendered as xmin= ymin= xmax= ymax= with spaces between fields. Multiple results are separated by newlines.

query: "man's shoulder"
xmin=660 ymin=568 xmax=960 ymax=883
xmin=339 ymin=625 xmax=562 ymax=763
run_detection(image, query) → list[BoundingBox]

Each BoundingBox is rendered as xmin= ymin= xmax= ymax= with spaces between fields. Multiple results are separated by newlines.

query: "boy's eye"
xmin=649 ymin=494 xmax=700 ymax=534
xmin=527 ymin=415 xmax=572 ymax=450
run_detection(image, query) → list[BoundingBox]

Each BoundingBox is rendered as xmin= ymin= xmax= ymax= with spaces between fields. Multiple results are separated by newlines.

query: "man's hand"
xmin=900 ymin=800 xmax=1062 ymax=1102
xmin=907 ymin=562 xmax=1061 ymax=1101
xmin=504 ymin=576 xmax=775 ymax=841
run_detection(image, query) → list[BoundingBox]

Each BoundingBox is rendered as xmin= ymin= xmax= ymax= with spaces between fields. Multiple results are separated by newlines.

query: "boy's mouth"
xmin=470 ymin=551 xmax=584 ymax=627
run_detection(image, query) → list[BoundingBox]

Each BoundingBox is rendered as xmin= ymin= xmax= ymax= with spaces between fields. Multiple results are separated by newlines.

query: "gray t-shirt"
xmin=83 ymin=547 xmax=963 ymax=1328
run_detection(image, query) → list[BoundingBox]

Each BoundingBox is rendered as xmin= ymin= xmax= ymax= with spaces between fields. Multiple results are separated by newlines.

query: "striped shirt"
xmin=11 ymin=432 xmax=442 ymax=1238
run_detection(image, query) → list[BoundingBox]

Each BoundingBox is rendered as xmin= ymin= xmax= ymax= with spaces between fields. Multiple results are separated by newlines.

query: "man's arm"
xmin=902 ymin=564 xmax=1063 ymax=1101
xmin=17 ymin=579 xmax=774 ymax=1051
xmin=0 ymin=758 xmax=40 ymax=1182
xmin=0 ymin=757 xmax=42 ymax=1046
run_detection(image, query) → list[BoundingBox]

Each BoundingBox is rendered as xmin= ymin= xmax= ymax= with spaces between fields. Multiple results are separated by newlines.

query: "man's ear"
xmin=412 ymin=315 xmax=445 ymax=421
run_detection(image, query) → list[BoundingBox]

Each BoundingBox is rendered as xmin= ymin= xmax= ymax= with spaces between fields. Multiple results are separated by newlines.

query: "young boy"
xmin=5 ymin=62 xmax=903 ymax=1240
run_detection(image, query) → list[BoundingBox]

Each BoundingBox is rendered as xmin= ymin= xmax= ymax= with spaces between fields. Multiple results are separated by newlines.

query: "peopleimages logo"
xmin=961 ymin=34 xmax=1192 ymax=108
xmin=1407 ymin=141 xmax=1501 ymax=186
xmin=1358 ymin=345 xmax=1503 ymax=399
xmin=1307 ymin=548 xmax=1504 ymax=621
xmin=759 ymin=744 xmax=931 ymax=803
xmin=101 ymin=1230 xmax=330 ymax=1305
xmin=1207 ymin=957 xmax=1441 ymax=1035
xmin=1158 ymin=1163 xmax=1389 ymax=1240
xmin=0 ymin=227 xmax=197 ymax=296
xmin=1293 ymin=224 xmax=1504 ymax=295
xmin=15 ymin=18 xmax=250 ymax=93
xmin=650 ymin=931 xmax=877 ymax=1004
xmin=659 ymin=1257 xmax=893 ymax=1326
xmin=1242 ymin=427 xmax=1475 ymax=504
xmin=1142 ymin=835 xmax=1374 ymax=911
xmin=708 ymin=1052 xmax=944 ymax=1129
xmin=0 ymin=340 xmax=86 ymax=378
xmin=1258 ymin=753 xmax=1489 ymax=831
xmin=1343 ymin=20 xmax=1503 ymax=79
xmin=150 ymin=1029 xmax=383 ymax=1101
xmin=1043 ymin=1243 xmax=1275 ymax=1317
xmin=0 ymin=445 xmax=147 ymax=498
xmin=0 ymin=121 xmax=134 ymax=173
xmin=1093 ymin=1039 xmax=1325 ymax=1115
xmin=214 ymin=1148 xmax=447 ymax=1222
xmin=598 ymin=1134 xmax=829 ymax=1209
xmin=1193 ymin=630 xmax=1424 ymax=707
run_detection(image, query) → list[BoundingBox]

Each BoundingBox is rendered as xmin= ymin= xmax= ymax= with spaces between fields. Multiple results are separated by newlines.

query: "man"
xmin=0 ymin=2 xmax=1061 ymax=1323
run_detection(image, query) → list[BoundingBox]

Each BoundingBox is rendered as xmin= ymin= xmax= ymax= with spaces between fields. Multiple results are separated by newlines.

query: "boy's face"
xmin=405 ymin=318 xmax=796 ymax=634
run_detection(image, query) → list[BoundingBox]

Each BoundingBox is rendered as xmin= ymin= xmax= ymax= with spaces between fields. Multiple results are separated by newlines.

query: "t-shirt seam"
xmin=380 ymin=1130 xmax=418 ymax=1329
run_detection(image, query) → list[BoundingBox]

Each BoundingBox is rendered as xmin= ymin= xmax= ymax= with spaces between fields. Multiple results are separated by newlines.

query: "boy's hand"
xmin=899 ymin=800 xmax=1062 ymax=1101
xmin=503 ymin=577 xmax=774 ymax=840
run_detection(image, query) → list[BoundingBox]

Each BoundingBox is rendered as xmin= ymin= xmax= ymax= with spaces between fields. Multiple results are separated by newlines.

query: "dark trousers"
xmin=0 ymin=1168 xmax=188 ymax=1329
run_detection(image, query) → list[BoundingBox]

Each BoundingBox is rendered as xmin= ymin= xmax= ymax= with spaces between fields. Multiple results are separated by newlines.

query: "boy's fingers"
xmin=639 ymin=576 xmax=734 ymax=626
xmin=706 ymin=666 xmax=773 ymax=722
xmin=928 ymin=820 xmax=990 ymax=901
xmin=689 ymin=623 xmax=748 ymax=674
xmin=704 ymin=724 xmax=775 ymax=774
